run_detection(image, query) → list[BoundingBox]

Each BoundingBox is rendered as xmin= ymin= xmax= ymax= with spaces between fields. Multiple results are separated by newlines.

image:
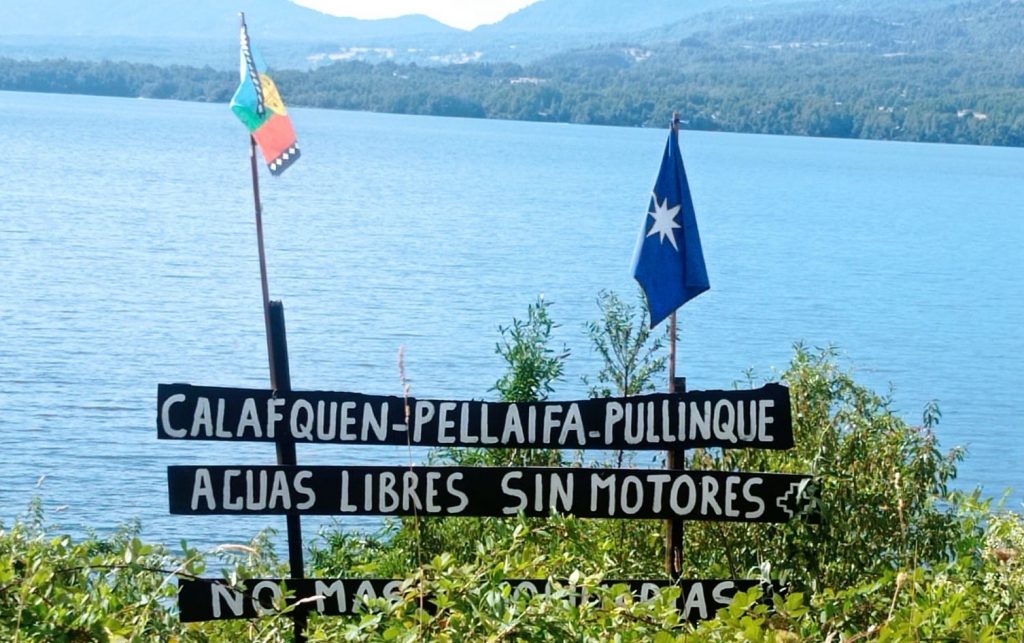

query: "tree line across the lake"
xmin=2 ymin=44 xmax=1021 ymax=147
xmin=3 ymin=0 xmax=1022 ymax=146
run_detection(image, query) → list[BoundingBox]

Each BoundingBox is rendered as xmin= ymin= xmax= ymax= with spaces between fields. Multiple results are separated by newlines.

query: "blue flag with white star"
xmin=632 ymin=127 xmax=709 ymax=328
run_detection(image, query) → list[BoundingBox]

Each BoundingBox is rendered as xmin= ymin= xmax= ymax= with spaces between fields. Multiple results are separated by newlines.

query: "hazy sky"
xmin=294 ymin=0 xmax=541 ymax=30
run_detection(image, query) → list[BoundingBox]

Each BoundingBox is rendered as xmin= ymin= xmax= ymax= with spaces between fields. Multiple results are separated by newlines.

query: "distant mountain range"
xmin=2 ymin=0 xmax=998 ymax=68
xmin=0 ymin=0 xmax=456 ymax=67
xmin=476 ymin=0 xmax=751 ymax=35
xmin=0 ymin=0 xmax=455 ymax=40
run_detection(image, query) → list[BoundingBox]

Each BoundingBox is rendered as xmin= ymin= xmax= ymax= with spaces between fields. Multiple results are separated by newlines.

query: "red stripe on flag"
xmin=253 ymin=113 xmax=298 ymax=169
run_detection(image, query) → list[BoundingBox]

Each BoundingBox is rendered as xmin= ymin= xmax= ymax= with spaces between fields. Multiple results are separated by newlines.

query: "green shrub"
xmin=679 ymin=344 xmax=965 ymax=594
xmin=4 ymin=297 xmax=1022 ymax=640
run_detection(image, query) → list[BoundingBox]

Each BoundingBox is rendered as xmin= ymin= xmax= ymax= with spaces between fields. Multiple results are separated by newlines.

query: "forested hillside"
xmin=1 ymin=0 xmax=1020 ymax=146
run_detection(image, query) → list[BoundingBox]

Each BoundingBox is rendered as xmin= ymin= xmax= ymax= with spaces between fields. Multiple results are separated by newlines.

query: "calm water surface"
xmin=1 ymin=91 xmax=1021 ymax=549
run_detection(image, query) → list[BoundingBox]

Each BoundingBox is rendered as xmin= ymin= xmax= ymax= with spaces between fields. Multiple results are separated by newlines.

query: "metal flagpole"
xmin=668 ymin=312 xmax=677 ymax=389
xmin=665 ymin=111 xmax=683 ymax=401
xmin=666 ymin=311 xmax=685 ymax=579
xmin=665 ymin=111 xmax=686 ymax=580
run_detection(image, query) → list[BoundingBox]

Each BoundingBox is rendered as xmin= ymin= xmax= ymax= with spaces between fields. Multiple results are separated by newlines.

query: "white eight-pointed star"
xmin=646 ymin=191 xmax=682 ymax=251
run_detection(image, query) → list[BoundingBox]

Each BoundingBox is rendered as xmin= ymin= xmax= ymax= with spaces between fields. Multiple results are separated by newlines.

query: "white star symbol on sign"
xmin=646 ymin=192 xmax=682 ymax=251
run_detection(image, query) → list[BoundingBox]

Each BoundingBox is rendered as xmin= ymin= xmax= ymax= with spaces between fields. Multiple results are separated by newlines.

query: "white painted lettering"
xmin=480 ymin=403 xmax=498 ymax=444
xmin=700 ymin=476 xmax=722 ymax=516
xmin=413 ymin=401 xmax=435 ymax=442
xmin=533 ymin=473 xmax=545 ymax=512
xmin=661 ymin=399 xmax=675 ymax=443
xmin=758 ymin=400 xmax=775 ymax=442
xmin=363 ymin=402 xmax=388 ymax=442
xmin=447 ymin=472 xmax=469 ymax=513
xmin=268 ymin=471 xmax=291 ymax=510
xmin=605 ymin=402 xmax=624 ymax=444
xmin=236 ymin=397 xmax=262 ymax=439
xmin=501 ymin=471 xmax=527 ymax=514
xmin=290 ymin=400 xmax=314 ymax=440
xmin=191 ymin=397 xmax=214 ymax=437
xmin=160 ymin=393 xmax=187 ymax=438
xmin=624 ymin=403 xmax=641 ymax=444
xmin=590 ymin=473 xmax=616 ymax=515
xmin=354 ymin=581 xmax=378 ymax=608
xmin=543 ymin=405 xmax=561 ymax=444
xmin=294 ymin=470 xmax=315 ymax=510
xmin=190 ymin=468 xmax=216 ymax=511
xmin=252 ymin=580 xmax=283 ymax=616
xmin=723 ymin=476 xmax=741 ymax=518
xmin=560 ymin=403 xmax=586 ymax=446
xmin=620 ymin=475 xmax=644 ymax=515
xmin=458 ymin=403 xmax=477 ymax=444
xmin=214 ymin=398 xmax=230 ymax=438
xmin=245 ymin=470 xmax=267 ymax=511
xmin=401 ymin=470 xmax=422 ymax=511
xmin=266 ymin=398 xmax=284 ymax=439
xmin=424 ymin=471 xmax=442 ymax=513
xmin=211 ymin=584 xmax=244 ymax=618
xmin=503 ymin=405 xmax=525 ymax=443
xmin=222 ymin=470 xmax=242 ymax=511
xmin=669 ymin=475 xmax=696 ymax=515
xmin=315 ymin=401 xmax=333 ymax=441
xmin=379 ymin=472 xmax=399 ymax=512
xmin=736 ymin=400 xmax=755 ymax=441
xmin=338 ymin=401 xmax=357 ymax=441
xmin=711 ymin=581 xmax=735 ymax=606
xmin=712 ymin=400 xmax=737 ymax=443
xmin=551 ymin=473 xmax=573 ymax=512
xmin=689 ymin=401 xmax=712 ymax=440
xmin=682 ymin=582 xmax=708 ymax=620
xmin=639 ymin=582 xmax=660 ymax=602
xmin=314 ymin=580 xmax=347 ymax=614
xmin=437 ymin=402 xmax=457 ymax=444
xmin=743 ymin=477 xmax=765 ymax=519
xmin=647 ymin=474 xmax=672 ymax=513
xmin=339 ymin=471 xmax=357 ymax=512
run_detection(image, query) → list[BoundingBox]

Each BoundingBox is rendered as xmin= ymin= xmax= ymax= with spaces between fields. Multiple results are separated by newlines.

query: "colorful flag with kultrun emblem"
xmin=632 ymin=124 xmax=709 ymax=328
xmin=231 ymin=16 xmax=300 ymax=175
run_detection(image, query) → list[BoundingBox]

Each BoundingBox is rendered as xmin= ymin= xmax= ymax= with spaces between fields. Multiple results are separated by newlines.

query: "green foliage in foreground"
xmin=2 ymin=489 xmax=1022 ymax=640
xmin=2 ymin=296 xmax=1023 ymax=639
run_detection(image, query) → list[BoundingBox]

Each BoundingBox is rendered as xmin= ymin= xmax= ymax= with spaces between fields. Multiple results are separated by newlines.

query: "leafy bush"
xmin=3 ymin=297 xmax=1022 ymax=640
xmin=583 ymin=289 xmax=666 ymax=399
xmin=0 ymin=500 xmax=295 ymax=641
xmin=679 ymin=344 xmax=965 ymax=594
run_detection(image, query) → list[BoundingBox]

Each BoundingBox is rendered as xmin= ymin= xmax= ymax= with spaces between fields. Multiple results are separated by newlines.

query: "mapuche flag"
xmin=631 ymin=124 xmax=709 ymax=328
xmin=231 ymin=17 xmax=300 ymax=175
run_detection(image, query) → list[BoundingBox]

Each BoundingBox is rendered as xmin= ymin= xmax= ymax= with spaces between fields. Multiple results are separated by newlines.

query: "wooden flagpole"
xmin=240 ymin=12 xmax=276 ymax=384
xmin=243 ymin=15 xmax=306 ymax=640
xmin=249 ymin=133 xmax=308 ymax=643
xmin=250 ymin=135 xmax=276 ymax=381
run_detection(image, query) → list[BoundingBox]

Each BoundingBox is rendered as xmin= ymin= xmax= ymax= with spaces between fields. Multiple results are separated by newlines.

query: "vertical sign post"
xmin=666 ymin=372 xmax=686 ymax=578
xmin=267 ymin=301 xmax=306 ymax=642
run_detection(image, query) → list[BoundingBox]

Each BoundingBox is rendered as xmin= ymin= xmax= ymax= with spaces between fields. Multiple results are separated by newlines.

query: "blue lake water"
xmin=1 ymin=90 xmax=1021 ymax=550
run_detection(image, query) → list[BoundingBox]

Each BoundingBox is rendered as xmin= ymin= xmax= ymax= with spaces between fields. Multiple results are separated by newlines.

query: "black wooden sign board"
xmin=177 ymin=576 xmax=779 ymax=623
xmin=157 ymin=382 xmax=792 ymax=450
xmin=168 ymin=465 xmax=815 ymax=522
